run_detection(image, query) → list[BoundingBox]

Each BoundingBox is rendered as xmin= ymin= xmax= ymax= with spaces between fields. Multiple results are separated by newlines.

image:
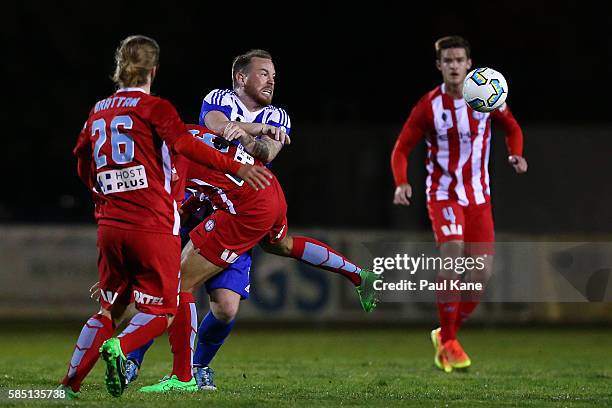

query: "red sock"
xmin=169 ymin=292 xmax=197 ymax=382
xmin=290 ymin=236 xmax=362 ymax=285
xmin=436 ymin=277 xmax=460 ymax=343
xmin=118 ymin=313 xmax=167 ymax=355
xmin=62 ymin=314 xmax=113 ymax=392
xmin=455 ymin=301 xmax=479 ymax=332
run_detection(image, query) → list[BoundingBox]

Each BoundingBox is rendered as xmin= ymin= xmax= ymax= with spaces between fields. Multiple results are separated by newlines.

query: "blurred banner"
xmin=1 ymin=226 xmax=611 ymax=323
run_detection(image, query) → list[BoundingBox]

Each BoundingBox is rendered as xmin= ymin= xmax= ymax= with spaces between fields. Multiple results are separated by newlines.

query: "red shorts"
xmin=189 ymin=179 xmax=288 ymax=268
xmin=97 ymin=225 xmax=181 ymax=314
xmin=427 ymin=200 xmax=495 ymax=255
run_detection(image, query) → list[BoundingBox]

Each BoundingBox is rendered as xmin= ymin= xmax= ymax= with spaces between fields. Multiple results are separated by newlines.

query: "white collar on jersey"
xmin=116 ymin=87 xmax=148 ymax=94
xmin=440 ymin=83 xmax=465 ymax=105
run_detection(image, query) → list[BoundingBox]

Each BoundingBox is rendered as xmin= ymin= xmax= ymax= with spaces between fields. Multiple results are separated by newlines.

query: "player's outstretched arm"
xmin=173 ymin=135 xmax=273 ymax=189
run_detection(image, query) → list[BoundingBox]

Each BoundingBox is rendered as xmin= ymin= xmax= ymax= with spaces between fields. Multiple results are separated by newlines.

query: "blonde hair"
xmin=112 ymin=35 xmax=160 ymax=88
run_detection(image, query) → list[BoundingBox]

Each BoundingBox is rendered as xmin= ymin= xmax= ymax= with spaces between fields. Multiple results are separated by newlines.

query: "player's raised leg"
xmin=259 ymin=234 xmax=382 ymax=312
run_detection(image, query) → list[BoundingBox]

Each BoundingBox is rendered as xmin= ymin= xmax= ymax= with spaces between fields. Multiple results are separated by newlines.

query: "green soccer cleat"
xmin=56 ymin=384 xmax=80 ymax=400
xmin=99 ymin=337 xmax=128 ymax=397
xmin=139 ymin=375 xmax=198 ymax=393
xmin=431 ymin=328 xmax=452 ymax=373
xmin=356 ymin=268 xmax=382 ymax=313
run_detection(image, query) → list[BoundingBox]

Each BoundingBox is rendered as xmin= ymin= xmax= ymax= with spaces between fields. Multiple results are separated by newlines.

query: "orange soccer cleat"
xmin=440 ymin=339 xmax=471 ymax=370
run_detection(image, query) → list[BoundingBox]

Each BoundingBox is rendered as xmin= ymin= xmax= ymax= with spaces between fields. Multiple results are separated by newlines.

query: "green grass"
xmin=0 ymin=326 xmax=611 ymax=407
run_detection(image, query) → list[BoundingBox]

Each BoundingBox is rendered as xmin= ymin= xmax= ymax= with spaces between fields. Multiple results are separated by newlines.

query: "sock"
xmin=193 ymin=311 xmax=236 ymax=368
xmin=455 ymin=301 xmax=479 ymax=332
xmin=61 ymin=314 xmax=113 ymax=392
xmin=290 ymin=236 xmax=362 ymax=286
xmin=117 ymin=313 xmax=167 ymax=355
xmin=169 ymin=292 xmax=197 ymax=382
xmin=126 ymin=339 xmax=154 ymax=367
xmin=436 ymin=277 xmax=460 ymax=344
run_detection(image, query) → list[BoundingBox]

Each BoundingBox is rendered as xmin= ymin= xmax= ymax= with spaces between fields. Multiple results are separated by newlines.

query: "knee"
xmin=210 ymin=298 xmax=239 ymax=323
xmin=260 ymin=236 xmax=293 ymax=257
xmin=469 ymin=262 xmax=493 ymax=283
xmin=440 ymin=240 xmax=464 ymax=258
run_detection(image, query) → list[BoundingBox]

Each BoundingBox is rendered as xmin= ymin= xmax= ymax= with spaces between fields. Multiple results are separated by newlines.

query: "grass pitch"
xmin=0 ymin=325 xmax=610 ymax=407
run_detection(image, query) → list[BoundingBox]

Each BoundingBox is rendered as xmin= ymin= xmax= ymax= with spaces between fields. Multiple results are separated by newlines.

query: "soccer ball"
xmin=463 ymin=67 xmax=508 ymax=112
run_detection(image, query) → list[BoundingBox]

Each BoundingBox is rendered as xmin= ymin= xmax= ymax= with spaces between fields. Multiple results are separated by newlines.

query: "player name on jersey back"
xmin=94 ymin=96 xmax=141 ymax=112
xmin=96 ymin=165 xmax=148 ymax=194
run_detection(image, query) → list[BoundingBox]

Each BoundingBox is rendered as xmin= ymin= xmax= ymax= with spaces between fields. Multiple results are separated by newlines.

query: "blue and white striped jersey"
xmin=199 ymin=89 xmax=292 ymax=134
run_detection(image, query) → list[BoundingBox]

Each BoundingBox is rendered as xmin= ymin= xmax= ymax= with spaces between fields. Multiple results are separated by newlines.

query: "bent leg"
xmin=60 ymin=306 xmax=116 ymax=392
xmin=260 ymin=234 xmax=362 ymax=286
xmin=456 ymin=254 xmax=494 ymax=331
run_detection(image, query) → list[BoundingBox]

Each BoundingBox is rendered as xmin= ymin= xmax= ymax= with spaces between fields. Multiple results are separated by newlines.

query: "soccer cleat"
xmin=356 ymin=269 xmax=382 ymax=313
xmin=56 ymin=384 xmax=80 ymax=400
xmin=139 ymin=375 xmax=198 ymax=393
xmin=442 ymin=339 xmax=472 ymax=370
xmin=431 ymin=328 xmax=452 ymax=373
xmin=194 ymin=366 xmax=217 ymax=391
xmin=99 ymin=337 xmax=128 ymax=397
xmin=125 ymin=358 xmax=140 ymax=385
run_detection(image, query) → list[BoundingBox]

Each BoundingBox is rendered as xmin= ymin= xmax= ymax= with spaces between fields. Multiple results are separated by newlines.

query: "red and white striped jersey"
xmin=391 ymin=83 xmax=523 ymax=206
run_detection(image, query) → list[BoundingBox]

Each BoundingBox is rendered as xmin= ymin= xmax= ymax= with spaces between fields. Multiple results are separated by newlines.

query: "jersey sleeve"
xmin=199 ymin=89 xmax=233 ymax=124
xmin=390 ymin=96 xmax=431 ymax=186
xmin=149 ymin=99 xmax=241 ymax=175
xmin=490 ymin=103 xmax=524 ymax=156
xmin=266 ymin=107 xmax=292 ymax=134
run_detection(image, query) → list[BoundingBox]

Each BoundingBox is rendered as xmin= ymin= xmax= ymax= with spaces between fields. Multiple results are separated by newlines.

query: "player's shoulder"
xmin=421 ymin=85 xmax=443 ymax=103
xmin=407 ymin=86 xmax=441 ymax=118
xmin=145 ymin=92 xmax=171 ymax=105
xmin=262 ymin=104 xmax=291 ymax=133
xmin=264 ymin=104 xmax=291 ymax=125
xmin=138 ymin=93 xmax=180 ymax=119
xmin=204 ymin=88 xmax=237 ymax=105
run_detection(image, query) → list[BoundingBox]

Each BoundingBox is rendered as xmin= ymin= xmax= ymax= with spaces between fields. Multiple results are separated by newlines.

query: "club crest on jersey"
xmin=205 ymin=219 xmax=215 ymax=232
xmin=435 ymin=109 xmax=453 ymax=132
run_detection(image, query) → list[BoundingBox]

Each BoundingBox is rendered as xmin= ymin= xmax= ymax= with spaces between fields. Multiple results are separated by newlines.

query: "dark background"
xmin=2 ymin=1 xmax=610 ymax=234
